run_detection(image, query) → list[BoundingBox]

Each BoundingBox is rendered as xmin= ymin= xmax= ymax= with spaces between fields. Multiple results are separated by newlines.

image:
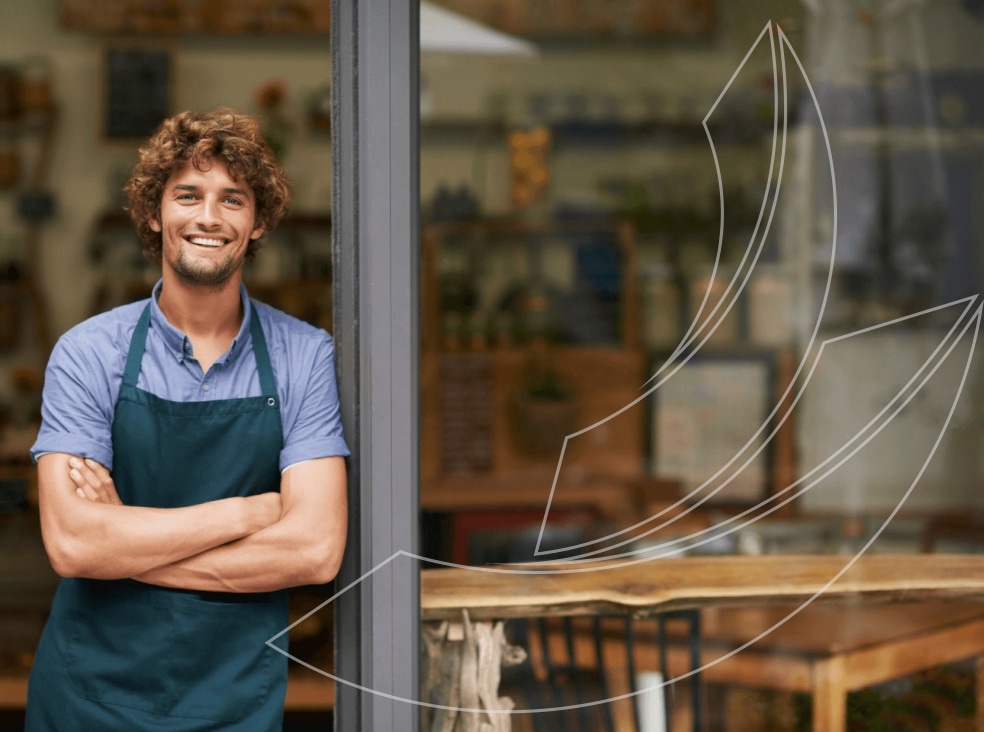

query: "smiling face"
xmin=150 ymin=159 xmax=265 ymax=291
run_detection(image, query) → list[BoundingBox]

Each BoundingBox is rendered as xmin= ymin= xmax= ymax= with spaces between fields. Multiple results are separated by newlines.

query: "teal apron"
xmin=26 ymin=301 xmax=288 ymax=731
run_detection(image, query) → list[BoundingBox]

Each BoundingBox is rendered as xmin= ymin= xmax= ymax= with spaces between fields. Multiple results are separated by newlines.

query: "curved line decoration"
xmin=527 ymin=296 xmax=979 ymax=564
xmin=265 ymin=21 xmax=983 ymax=714
xmin=271 ymin=303 xmax=980 ymax=713
xmin=535 ymin=24 xmax=840 ymax=556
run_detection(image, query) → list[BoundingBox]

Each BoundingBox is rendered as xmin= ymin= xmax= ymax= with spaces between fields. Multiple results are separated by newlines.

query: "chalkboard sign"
xmin=440 ymin=354 xmax=493 ymax=474
xmin=104 ymin=48 xmax=171 ymax=139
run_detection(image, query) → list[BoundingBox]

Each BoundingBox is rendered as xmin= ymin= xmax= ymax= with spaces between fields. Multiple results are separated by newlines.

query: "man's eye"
xmin=225 ymin=197 xmax=243 ymax=206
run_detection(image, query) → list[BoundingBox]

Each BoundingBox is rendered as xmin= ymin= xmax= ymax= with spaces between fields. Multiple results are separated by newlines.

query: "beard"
xmin=168 ymin=245 xmax=244 ymax=290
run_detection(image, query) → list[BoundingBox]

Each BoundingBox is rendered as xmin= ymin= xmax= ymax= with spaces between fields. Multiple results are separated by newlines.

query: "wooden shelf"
xmin=58 ymin=0 xmax=331 ymax=35
xmin=421 ymin=117 xmax=770 ymax=147
xmin=422 ymin=218 xmax=639 ymax=353
xmin=0 ymin=673 xmax=334 ymax=711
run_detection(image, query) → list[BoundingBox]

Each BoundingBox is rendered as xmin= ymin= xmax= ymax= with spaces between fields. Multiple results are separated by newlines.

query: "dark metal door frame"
xmin=332 ymin=0 xmax=420 ymax=730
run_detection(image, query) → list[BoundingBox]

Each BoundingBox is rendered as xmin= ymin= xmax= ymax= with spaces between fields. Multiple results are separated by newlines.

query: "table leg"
xmin=812 ymin=657 xmax=847 ymax=732
xmin=422 ymin=612 xmax=527 ymax=732
xmin=975 ymin=655 xmax=984 ymax=732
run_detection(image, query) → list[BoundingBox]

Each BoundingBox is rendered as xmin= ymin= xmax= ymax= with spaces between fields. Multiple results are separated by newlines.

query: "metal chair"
xmin=494 ymin=525 xmax=702 ymax=732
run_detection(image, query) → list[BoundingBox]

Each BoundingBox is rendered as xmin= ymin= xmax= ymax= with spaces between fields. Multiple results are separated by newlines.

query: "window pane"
xmin=420 ymin=1 xmax=984 ymax=726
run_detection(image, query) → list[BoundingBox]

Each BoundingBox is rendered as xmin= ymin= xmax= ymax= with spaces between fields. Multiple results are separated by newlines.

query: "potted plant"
xmin=509 ymin=346 xmax=578 ymax=457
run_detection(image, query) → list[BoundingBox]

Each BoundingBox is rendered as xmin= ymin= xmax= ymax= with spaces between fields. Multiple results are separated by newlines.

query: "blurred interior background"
xmin=2 ymin=1 xmax=984 ymax=729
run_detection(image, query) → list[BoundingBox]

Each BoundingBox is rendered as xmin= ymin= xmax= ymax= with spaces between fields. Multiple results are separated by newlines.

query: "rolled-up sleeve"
xmin=279 ymin=333 xmax=350 ymax=472
xmin=31 ymin=332 xmax=117 ymax=469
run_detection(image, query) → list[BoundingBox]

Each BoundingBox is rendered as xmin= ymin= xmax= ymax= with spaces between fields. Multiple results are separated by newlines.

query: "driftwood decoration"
xmin=422 ymin=610 xmax=527 ymax=732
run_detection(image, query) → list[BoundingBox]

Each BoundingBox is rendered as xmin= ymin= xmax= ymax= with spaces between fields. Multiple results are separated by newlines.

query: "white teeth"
xmin=189 ymin=236 xmax=224 ymax=247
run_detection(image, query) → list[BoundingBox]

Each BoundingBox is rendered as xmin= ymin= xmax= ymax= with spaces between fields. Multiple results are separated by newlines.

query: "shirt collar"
xmin=149 ymin=279 xmax=252 ymax=366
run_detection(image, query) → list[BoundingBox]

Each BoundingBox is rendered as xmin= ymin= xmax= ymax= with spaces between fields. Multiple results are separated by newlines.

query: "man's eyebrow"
xmin=171 ymin=184 xmax=250 ymax=197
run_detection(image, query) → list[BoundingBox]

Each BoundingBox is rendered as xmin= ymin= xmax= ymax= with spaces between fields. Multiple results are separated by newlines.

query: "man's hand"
xmin=40 ymin=452 xmax=290 ymax=580
xmin=68 ymin=457 xmax=122 ymax=504
xmin=67 ymin=455 xmax=283 ymax=530
xmin=132 ymin=457 xmax=346 ymax=592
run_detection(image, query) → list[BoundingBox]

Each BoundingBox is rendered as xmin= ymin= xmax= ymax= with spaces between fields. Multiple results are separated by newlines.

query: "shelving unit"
xmin=417 ymin=218 xmax=646 ymax=560
xmin=0 ymin=106 xmax=56 ymax=354
xmin=0 ymin=95 xmax=58 ymax=511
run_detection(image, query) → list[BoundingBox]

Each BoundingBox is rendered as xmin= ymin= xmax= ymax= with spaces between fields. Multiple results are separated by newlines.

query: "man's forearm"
xmin=38 ymin=453 xmax=281 ymax=579
xmin=135 ymin=457 xmax=347 ymax=592
xmin=134 ymin=517 xmax=343 ymax=593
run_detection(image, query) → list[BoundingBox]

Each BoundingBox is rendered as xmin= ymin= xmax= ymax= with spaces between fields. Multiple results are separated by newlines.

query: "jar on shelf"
xmin=689 ymin=266 xmax=740 ymax=347
xmin=749 ymin=266 xmax=795 ymax=346
xmin=19 ymin=57 xmax=52 ymax=114
xmin=641 ymin=262 xmax=681 ymax=351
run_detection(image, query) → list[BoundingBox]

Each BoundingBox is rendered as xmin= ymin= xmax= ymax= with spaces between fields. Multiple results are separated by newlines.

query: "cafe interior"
xmin=2 ymin=0 xmax=984 ymax=730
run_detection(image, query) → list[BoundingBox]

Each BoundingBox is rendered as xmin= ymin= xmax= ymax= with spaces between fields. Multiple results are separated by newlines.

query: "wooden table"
xmin=543 ymin=601 xmax=984 ymax=731
xmin=420 ymin=554 xmax=984 ymax=732
xmin=693 ymin=601 xmax=984 ymax=732
xmin=421 ymin=554 xmax=984 ymax=620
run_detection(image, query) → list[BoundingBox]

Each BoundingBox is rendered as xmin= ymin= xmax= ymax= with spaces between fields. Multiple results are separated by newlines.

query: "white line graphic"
xmin=266 ymin=19 xmax=982 ymax=716
xmin=522 ymin=297 xmax=979 ymax=563
xmin=534 ymin=24 xmax=842 ymax=557
xmin=269 ymin=303 xmax=980 ymax=713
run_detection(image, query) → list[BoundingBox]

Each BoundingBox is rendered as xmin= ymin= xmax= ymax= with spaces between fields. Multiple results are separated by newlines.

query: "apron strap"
xmin=248 ymin=301 xmax=278 ymax=398
xmin=122 ymin=300 xmax=278 ymax=398
xmin=122 ymin=303 xmax=153 ymax=389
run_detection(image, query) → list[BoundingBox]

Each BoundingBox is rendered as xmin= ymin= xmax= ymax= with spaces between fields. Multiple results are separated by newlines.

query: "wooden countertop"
xmin=420 ymin=554 xmax=984 ymax=621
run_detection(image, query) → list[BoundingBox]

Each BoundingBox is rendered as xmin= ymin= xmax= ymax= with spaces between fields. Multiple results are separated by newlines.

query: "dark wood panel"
xmin=59 ymin=0 xmax=331 ymax=35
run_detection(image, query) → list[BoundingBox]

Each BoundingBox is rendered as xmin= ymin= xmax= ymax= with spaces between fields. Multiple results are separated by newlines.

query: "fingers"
xmin=68 ymin=457 xmax=123 ymax=505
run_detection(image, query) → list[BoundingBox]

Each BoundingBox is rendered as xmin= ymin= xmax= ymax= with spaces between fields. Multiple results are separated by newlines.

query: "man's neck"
xmin=157 ymin=274 xmax=244 ymax=367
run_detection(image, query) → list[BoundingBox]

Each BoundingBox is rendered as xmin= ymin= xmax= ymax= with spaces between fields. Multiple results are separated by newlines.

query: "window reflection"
xmin=419 ymin=0 xmax=984 ymax=561
xmin=420 ymin=4 xmax=984 ymax=727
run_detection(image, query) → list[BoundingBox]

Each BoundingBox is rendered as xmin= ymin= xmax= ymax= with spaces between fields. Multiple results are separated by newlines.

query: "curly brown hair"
xmin=125 ymin=107 xmax=291 ymax=264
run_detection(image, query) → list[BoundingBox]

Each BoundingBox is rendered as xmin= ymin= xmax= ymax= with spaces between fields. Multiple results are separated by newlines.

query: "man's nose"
xmin=197 ymin=198 xmax=222 ymax=228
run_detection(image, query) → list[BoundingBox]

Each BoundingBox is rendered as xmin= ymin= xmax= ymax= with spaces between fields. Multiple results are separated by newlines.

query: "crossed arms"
xmin=38 ymin=453 xmax=347 ymax=593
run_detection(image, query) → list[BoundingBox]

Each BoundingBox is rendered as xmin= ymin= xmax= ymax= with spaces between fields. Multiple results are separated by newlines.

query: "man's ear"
xmin=250 ymin=225 xmax=265 ymax=240
xmin=149 ymin=216 xmax=162 ymax=233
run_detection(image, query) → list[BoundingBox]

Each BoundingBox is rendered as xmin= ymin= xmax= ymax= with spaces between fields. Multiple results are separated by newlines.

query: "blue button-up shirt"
xmin=32 ymin=281 xmax=349 ymax=472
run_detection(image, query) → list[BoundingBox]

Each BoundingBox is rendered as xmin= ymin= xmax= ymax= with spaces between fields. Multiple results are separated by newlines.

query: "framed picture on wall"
xmin=102 ymin=45 xmax=173 ymax=140
xmin=649 ymin=351 xmax=775 ymax=505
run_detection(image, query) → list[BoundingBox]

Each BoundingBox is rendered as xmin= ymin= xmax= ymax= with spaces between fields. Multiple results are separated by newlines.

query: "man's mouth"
xmin=186 ymin=235 xmax=226 ymax=248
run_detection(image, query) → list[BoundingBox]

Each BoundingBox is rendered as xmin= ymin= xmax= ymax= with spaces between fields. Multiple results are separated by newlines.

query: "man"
xmin=25 ymin=107 xmax=349 ymax=731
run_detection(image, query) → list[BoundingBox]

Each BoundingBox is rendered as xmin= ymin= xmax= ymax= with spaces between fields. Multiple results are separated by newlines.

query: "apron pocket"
xmin=65 ymin=579 xmax=286 ymax=723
